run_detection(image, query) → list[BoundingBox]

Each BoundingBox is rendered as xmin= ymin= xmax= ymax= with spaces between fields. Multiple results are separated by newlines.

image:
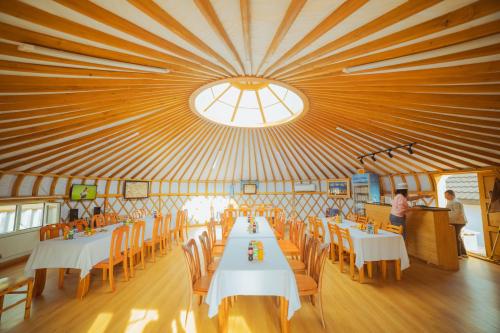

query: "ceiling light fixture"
xmin=17 ymin=43 xmax=170 ymax=74
xmin=357 ymin=143 xmax=416 ymax=163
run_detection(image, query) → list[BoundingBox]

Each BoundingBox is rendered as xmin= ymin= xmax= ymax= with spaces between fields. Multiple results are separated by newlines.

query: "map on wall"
xmin=124 ymin=181 xmax=149 ymax=199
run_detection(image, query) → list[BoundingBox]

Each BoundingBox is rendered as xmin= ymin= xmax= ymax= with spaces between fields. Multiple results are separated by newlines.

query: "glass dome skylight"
xmin=190 ymin=78 xmax=306 ymax=128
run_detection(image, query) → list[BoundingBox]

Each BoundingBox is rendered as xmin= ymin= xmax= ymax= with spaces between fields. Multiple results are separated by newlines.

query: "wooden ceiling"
xmin=0 ymin=0 xmax=499 ymax=182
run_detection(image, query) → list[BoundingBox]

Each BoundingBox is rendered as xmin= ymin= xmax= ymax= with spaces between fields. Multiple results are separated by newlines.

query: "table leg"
xmin=33 ymin=268 xmax=47 ymax=297
xmin=367 ymin=262 xmax=373 ymax=279
xmin=218 ymin=297 xmax=229 ymax=333
xmin=395 ymin=259 xmax=402 ymax=281
xmin=76 ymin=274 xmax=91 ymax=300
xmin=280 ymin=297 xmax=290 ymax=333
xmin=358 ymin=265 xmax=365 ymax=284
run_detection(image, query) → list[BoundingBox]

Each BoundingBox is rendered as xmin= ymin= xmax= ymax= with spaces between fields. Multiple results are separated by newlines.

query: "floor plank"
xmin=0 ymin=227 xmax=499 ymax=333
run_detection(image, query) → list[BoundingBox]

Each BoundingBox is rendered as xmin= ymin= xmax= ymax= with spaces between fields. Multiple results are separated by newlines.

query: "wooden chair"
xmin=346 ymin=213 xmax=357 ymax=221
xmin=208 ymin=220 xmax=225 ymax=257
xmin=91 ymin=214 xmax=105 ymax=228
xmin=255 ymin=204 xmax=267 ymax=217
xmin=239 ymin=204 xmax=250 ymax=217
xmin=199 ymin=231 xmax=218 ymax=274
xmin=128 ymin=220 xmax=145 ymax=277
xmin=161 ymin=213 xmax=172 ymax=253
xmin=144 ymin=215 xmax=163 ymax=262
xmin=314 ymin=219 xmax=326 ymax=242
xmin=170 ymin=211 xmax=183 ymax=245
xmin=0 ymin=275 xmax=34 ymax=320
xmin=278 ymin=219 xmax=300 ymax=257
xmin=381 ymin=223 xmax=404 ymax=280
xmin=181 ymin=210 xmax=189 ymax=242
xmin=104 ymin=213 xmax=118 ymax=225
xmin=295 ymin=241 xmax=329 ymax=328
xmin=307 ymin=216 xmax=316 ymax=236
xmin=288 ymin=225 xmax=309 ymax=274
xmin=270 ymin=207 xmax=283 ymax=228
xmin=181 ymin=239 xmax=212 ymax=325
xmin=93 ymin=225 xmax=129 ymax=292
xmin=274 ymin=211 xmax=286 ymax=239
xmin=327 ymin=222 xmax=339 ymax=262
xmin=68 ymin=219 xmax=88 ymax=232
xmin=357 ymin=215 xmax=368 ymax=224
xmin=334 ymin=224 xmax=357 ymax=280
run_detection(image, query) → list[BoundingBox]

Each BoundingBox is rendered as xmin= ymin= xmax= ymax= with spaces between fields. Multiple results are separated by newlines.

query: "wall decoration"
xmin=124 ymin=181 xmax=149 ymax=199
xmin=70 ymin=184 xmax=97 ymax=201
xmin=327 ymin=178 xmax=351 ymax=198
xmin=243 ymin=183 xmax=257 ymax=195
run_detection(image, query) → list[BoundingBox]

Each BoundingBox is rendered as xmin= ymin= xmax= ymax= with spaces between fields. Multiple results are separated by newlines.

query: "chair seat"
xmin=295 ymin=273 xmax=318 ymax=295
xmin=214 ymin=240 xmax=226 ymax=247
xmin=193 ymin=275 xmax=212 ymax=294
xmin=288 ymin=259 xmax=306 ymax=273
xmin=213 ymin=246 xmax=224 ymax=257
xmin=207 ymin=260 xmax=219 ymax=273
xmin=0 ymin=276 xmax=33 ymax=294
xmin=144 ymin=238 xmax=160 ymax=246
xmin=94 ymin=255 xmax=125 ymax=268
xmin=278 ymin=240 xmax=300 ymax=256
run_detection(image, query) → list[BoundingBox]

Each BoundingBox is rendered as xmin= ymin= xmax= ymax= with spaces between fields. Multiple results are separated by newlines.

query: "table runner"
xmin=206 ymin=217 xmax=301 ymax=320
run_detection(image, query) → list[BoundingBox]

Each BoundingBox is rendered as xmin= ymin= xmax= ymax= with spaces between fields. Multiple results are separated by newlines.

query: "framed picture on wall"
xmin=124 ymin=181 xmax=149 ymax=199
xmin=327 ymin=178 xmax=351 ymax=198
xmin=242 ymin=183 xmax=257 ymax=195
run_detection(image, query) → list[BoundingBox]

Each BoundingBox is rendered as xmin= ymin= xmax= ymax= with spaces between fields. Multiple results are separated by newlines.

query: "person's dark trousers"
xmin=452 ymin=224 xmax=467 ymax=256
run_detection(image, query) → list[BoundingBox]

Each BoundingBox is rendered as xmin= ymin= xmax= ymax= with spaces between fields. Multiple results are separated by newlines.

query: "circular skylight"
xmin=190 ymin=77 xmax=307 ymax=128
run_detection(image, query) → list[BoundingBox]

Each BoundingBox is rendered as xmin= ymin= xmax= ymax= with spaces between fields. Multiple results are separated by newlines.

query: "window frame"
xmin=0 ymin=201 xmax=61 ymax=238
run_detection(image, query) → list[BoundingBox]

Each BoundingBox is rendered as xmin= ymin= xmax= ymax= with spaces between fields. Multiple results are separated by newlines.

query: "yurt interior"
xmin=0 ymin=1 xmax=499 ymax=332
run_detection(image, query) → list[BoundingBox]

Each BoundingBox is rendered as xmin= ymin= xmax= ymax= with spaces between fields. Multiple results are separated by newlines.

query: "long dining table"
xmin=319 ymin=217 xmax=410 ymax=281
xmin=24 ymin=217 xmax=155 ymax=299
xmin=206 ymin=216 xmax=300 ymax=333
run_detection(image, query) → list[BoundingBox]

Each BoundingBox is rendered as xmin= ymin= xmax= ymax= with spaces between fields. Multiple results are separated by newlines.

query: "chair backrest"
xmin=175 ymin=210 xmax=183 ymax=231
xmin=91 ymin=214 xmax=105 ymax=228
xmin=288 ymin=219 xmax=298 ymax=243
xmin=39 ymin=223 xmax=65 ymax=241
xmin=255 ymin=205 xmax=267 ymax=217
xmin=198 ymin=231 xmax=212 ymax=274
xmin=162 ymin=213 xmax=172 ymax=239
xmin=304 ymin=237 xmax=320 ymax=276
xmin=314 ymin=219 xmax=325 ymax=241
xmin=130 ymin=220 xmax=145 ymax=254
xmin=239 ymin=205 xmax=250 ymax=217
xmin=152 ymin=215 xmax=162 ymax=242
xmin=182 ymin=239 xmax=202 ymax=289
xmin=310 ymin=243 xmax=329 ymax=290
xmin=307 ymin=216 xmax=316 ymax=235
xmin=109 ymin=225 xmax=129 ymax=265
xmin=383 ymin=223 xmax=403 ymax=235
xmin=68 ymin=219 xmax=88 ymax=232
xmin=357 ymin=215 xmax=368 ymax=224
xmin=327 ymin=222 xmax=337 ymax=245
xmin=296 ymin=221 xmax=307 ymax=260
xmin=103 ymin=214 xmax=116 ymax=226
xmin=334 ymin=224 xmax=354 ymax=254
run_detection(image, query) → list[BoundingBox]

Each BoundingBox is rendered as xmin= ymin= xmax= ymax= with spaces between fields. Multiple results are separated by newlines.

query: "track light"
xmin=387 ymin=150 xmax=393 ymax=158
xmin=371 ymin=154 xmax=376 ymax=161
xmin=359 ymin=157 xmax=364 ymax=165
xmin=357 ymin=142 xmax=415 ymax=163
xmin=407 ymin=144 xmax=413 ymax=154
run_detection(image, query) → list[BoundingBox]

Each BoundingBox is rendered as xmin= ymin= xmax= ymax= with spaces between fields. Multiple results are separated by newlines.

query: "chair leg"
xmin=102 ymin=267 xmax=107 ymax=282
xmin=310 ymin=295 xmax=316 ymax=306
xmin=24 ymin=280 xmax=33 ymax=319
xmin=0 ymin=295 xmax=4 ymax=321
xmin=109 ymin=267 xmax=115 ymax=292
xmin=129 ymin=254 xmax=135 ymax=278
xmin=198 ymin=295 xmax=203 ymax=306
xmin=381 ymin=261 xmax=387 ymax=280
xmin=317 ymin=292 xmax=325 ymax=329
xmin=141 ymin=248 xmax=145 ymax=269
xmin=339 ymin=252 xmax=344 ymax=273
xmin=395 ymin=259 xmax=401 ymax=280
xmin=123 ymin=258 xmax=129 ymax=282
xmin=349 ymin=254 xmax=355 ymax=280
xmin=58 ymin=268 xmax=65 ymax=289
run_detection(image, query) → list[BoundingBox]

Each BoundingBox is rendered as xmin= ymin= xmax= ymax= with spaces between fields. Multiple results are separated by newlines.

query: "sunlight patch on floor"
xmin=125 ymin=309 xmax=159 ymax=333
xmin=88 ymin=313 xmax=113 ymax=333
xmin=179 ymin=309 xmax=197 ymax=332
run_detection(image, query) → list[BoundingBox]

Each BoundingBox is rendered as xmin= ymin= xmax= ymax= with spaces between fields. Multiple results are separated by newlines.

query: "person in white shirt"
xmin=445 ymin=190 xmax=468 ymax=258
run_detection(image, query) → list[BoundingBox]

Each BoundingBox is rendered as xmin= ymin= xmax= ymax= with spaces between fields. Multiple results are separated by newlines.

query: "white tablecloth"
xmin=25 ymin=218 xmax=155 ymax=279
xmin=228 ymin=216 xmax=275 ymax=238
xmin=206 ymin=218 xmax=301 ymax=320
xmin=320 ymin=218 xmax=410 ymax=270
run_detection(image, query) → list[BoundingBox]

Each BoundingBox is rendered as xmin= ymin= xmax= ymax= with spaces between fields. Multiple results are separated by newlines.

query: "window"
xmin=0 ymin=202 xmax=60 ymax=236
xmin=190 ymin=77 xmax=307 ymax=128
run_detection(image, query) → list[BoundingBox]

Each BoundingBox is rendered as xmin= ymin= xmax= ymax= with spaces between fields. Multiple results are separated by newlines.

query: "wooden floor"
xmin=1 ymin=228 xmax=499 ymax=333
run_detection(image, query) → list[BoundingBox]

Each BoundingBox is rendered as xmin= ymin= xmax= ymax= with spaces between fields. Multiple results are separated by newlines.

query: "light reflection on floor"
xmin=124 ymin=309 xmax=158 ymax=333
xmin=87 ymin=312 xmax=113 ymax=333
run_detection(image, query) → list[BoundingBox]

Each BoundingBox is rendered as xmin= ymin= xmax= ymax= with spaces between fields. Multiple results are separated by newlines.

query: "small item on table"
xmin=248 ymin=241 xmax=254 ymax=261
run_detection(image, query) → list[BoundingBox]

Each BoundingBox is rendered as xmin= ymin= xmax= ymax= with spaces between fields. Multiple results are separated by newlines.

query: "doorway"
xmin=436 ymin=173 xmax=486 ymax=256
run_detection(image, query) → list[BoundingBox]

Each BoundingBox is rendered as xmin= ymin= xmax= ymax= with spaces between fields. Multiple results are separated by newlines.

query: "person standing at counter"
xmin=390 ymin=183 xmax=426 ymax=239
xmin=445 ymin=190 xmax=468 ymax=258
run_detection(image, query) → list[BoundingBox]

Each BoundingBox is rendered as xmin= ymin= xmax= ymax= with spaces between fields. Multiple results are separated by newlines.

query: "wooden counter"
xmin=365 ymin=203 xmax=459 ymax=271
